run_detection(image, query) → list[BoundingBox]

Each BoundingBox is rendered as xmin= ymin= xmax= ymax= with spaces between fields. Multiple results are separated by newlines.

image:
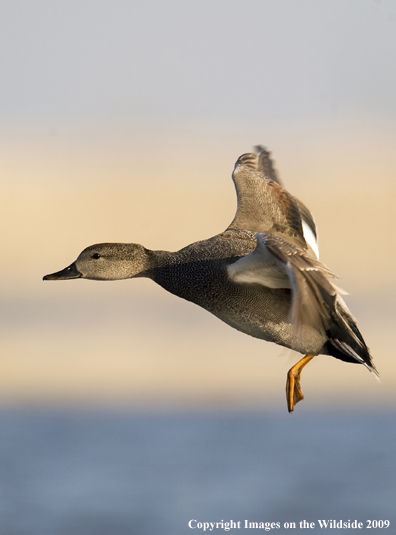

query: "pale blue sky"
xmin=1 ymin=0 xmax=395 ymax=131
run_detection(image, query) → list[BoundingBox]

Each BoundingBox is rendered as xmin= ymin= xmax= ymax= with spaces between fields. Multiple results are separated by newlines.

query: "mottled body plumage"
xmin=151 ymin=230 xmax=326 ymax=355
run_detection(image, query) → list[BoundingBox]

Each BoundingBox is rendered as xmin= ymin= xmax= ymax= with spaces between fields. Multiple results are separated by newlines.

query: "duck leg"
xmin=286 ymin=355 xmax=315 ymax=413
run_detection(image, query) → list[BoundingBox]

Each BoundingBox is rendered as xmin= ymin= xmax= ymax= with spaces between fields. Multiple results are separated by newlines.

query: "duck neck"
xmin=149 ymin=249 xmax=178 ymax=271
xmin=135 ymin=247 xmax=176 ymax=279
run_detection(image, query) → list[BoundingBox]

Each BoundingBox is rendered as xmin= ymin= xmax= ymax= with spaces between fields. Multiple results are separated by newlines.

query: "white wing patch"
xmin=302 ymin=220 xmax=319 ymax=259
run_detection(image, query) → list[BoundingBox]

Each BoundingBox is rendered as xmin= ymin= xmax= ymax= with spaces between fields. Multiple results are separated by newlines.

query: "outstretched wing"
xmin=228 ymin=146 xmax=320 ymax=257
xmin=227 ymin=147 xmax=306 ymax=248
xmin=226 ymin=147 xmax=376 ymax=372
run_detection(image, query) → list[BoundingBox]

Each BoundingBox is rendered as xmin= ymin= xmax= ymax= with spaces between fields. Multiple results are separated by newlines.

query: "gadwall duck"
xmin=44 ymin=146 xmax=378 ymax=412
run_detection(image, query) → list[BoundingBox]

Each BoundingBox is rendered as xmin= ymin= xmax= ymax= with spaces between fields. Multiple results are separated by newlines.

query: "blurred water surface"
xmin=0 ymin=409 xmax=395 ymax=535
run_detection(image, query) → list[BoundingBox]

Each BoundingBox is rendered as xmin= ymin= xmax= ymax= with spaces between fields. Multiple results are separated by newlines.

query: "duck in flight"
xmin=43 ymin=146 xmax=378 ymax=412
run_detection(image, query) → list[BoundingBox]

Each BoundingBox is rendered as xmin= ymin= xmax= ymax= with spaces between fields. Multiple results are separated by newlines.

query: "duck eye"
xmin=92 ymin=253 xmax=101 ymax=259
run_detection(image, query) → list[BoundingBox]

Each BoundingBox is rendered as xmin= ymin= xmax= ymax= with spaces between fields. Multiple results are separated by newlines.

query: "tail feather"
xmin=325 ymin=296 xmax=378 ymax=377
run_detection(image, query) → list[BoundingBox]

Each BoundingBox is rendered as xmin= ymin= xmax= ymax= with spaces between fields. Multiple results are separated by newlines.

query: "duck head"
xmin=43 ymin=243 xmax=153 ymax=281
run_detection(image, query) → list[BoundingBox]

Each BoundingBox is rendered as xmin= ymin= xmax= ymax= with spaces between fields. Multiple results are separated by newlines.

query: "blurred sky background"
xmin=1 ymin=0 xmax=396 ymax=410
